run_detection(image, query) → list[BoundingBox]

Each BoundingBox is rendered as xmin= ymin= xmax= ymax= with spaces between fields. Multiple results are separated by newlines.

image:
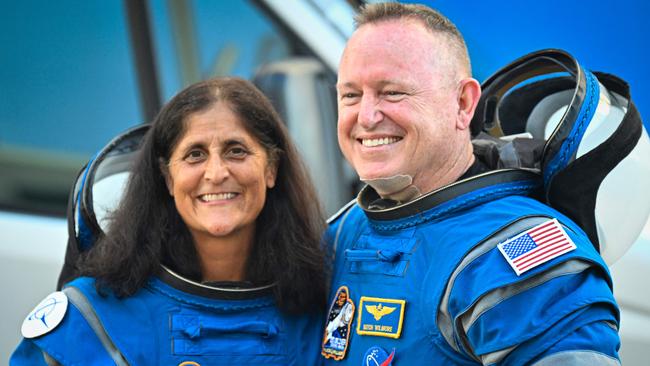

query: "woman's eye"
xmin=226 ymin=146 xmax=249 ymax=159
xmin=184 ymin=150 xmax=206 ymax=163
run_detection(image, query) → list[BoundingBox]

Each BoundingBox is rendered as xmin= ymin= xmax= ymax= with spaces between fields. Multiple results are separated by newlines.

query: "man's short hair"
xmin=354 ymin=2 xmax=471 ymax=76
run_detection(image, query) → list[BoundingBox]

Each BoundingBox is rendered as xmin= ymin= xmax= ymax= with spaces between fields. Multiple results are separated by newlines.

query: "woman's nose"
xmin=203 ymin=155 xmax=229 ymax=182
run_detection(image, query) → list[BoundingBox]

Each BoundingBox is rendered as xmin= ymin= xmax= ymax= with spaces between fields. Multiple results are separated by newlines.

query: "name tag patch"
xmin=356 ymin=296 xmax=405 ymax=339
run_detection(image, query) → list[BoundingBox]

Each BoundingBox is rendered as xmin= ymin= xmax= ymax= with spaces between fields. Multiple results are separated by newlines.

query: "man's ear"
xmin=159 ymin=158 xmax=174 ymax=196
xmin=456 ymin=77 xmax=481 ymax=130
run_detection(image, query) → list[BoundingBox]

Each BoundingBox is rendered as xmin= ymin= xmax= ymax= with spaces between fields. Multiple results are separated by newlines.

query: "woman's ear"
xmin=456 ymin=77 xmax=482 ymax=130
xmin=265 ymin=159 xmax=278 ymax=189
xmin=159 ymin=158 xmax=174 ymax=196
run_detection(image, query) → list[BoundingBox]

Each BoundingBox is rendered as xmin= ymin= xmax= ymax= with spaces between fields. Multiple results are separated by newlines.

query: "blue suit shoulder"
xmin=440 ymin=196 xmax=620 ymax=365
xmin=326 ymin=198 xmax=358 ymax=226
xmin=10 ymin=276 xmax=135 ymax=365
xmin=325 ymin=199 xmax=363 ymax=252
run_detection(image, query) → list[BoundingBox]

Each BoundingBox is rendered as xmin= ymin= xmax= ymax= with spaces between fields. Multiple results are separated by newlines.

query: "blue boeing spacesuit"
xmin=321 ymin=171 xmax=620 ymax=365
xmin=12 ymin=267 xmax=323 ymax=365
xmin=319 ymin=49 xmax=648 ymax=365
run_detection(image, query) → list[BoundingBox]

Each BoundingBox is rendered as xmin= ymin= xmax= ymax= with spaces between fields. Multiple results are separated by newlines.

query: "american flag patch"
xmin=497 ymin=219 xmax=576 ymax=275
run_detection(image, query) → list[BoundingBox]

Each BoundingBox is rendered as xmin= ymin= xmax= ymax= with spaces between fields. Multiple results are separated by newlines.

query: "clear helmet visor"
xmin=525 ymin=81 xmax=650 ymax=264
xmin=473 ymin=49 xmax=648 ymax=266
xmin=73 ymin=124 xmax=149 ymax=249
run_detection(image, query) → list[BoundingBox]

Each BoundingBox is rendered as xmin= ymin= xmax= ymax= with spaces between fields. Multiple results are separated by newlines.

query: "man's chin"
xmin=360 ymin=171 xmax=410 ymax=190
xmin=354 ymin=164 xmax=400 ymax=181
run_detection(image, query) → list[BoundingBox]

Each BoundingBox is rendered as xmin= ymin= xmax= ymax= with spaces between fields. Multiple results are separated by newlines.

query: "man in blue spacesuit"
xmin=321 ymin=2 xmax=623 ymax=365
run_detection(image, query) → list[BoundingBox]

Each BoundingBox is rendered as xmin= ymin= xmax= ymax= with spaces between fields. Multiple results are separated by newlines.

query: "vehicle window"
xmin=0 ymin=1 xmax=141 ymax=216
xmin=149 ymin=0 xmax=294 ymax=101
xmin=0 ymin=0 xmax=300 ymax=217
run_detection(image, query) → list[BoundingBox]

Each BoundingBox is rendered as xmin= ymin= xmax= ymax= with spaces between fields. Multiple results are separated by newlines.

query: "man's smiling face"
xmin=336 ymin=20 xmax=465 ymax=193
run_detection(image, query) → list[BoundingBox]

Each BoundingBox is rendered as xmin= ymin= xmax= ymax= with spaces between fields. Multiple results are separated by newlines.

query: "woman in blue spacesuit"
xmin=11 ymin=77 xmax=327 ymax=365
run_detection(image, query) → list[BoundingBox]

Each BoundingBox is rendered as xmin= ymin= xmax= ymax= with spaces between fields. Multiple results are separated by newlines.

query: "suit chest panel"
xmin=328 ymin=221 xmax=474 ymax=364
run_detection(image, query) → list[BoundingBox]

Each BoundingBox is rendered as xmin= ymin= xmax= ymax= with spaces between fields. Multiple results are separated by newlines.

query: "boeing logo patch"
xmin=322 ymin=286 xmax=355 ymax=360
xmin=21 ymin=291 xmax=68 ymax=338
xmin=363 ymin=346 xmax=395 ymax=366
xmin=357 ymin=296 xmax=405 ymax=339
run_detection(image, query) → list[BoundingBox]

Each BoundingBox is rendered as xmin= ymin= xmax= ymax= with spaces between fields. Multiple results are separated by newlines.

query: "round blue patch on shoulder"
xmin=21 ymin=291 xmax=68 ymax=338
xmin=363 ymin=346 xmax=395 ymax=366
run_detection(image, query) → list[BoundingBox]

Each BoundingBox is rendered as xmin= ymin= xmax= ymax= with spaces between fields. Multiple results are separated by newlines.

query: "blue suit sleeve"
xmin=461 ymin=264 xmax=619 ymax=365
xmin=10 ymin=339 xmax=53 ymax=366
xmin=444 ymin=222 xmax=620 ymax=365
xmin=525 ymin=320 xmax=620 ymax=365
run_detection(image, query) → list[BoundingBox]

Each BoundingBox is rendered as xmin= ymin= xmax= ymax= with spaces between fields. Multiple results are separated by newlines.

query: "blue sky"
xmin=410 ymin=0 xmax=649 ymax=126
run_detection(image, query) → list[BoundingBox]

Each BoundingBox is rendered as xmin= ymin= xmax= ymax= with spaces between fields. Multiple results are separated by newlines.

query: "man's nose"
xmin=358 ymin=95 xmax=383 ymax=129
xmin=204 ymin=155 xmax=229 ymax=182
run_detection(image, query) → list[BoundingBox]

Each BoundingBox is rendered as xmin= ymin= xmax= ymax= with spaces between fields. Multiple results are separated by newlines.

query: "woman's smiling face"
xmin=164 ymin=102 xmax=277 ymax=245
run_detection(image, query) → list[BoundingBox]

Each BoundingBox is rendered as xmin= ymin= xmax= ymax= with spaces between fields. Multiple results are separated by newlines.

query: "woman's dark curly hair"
xmin=80 ymin=77 xmax=327 ymax=313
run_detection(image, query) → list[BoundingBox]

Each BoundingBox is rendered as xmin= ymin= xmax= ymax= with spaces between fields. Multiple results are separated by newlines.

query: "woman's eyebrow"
xmin=222 ymin=137 xmax=251 ymax=147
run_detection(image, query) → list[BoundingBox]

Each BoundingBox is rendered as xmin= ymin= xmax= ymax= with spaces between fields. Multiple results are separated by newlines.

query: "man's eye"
xmin=341 ymin=92 xmax=359 ymax=99
xmin=339 ymin=92 xmax=361 ymax=106
xmin=384 ymin=90 xmax=406 ymax=101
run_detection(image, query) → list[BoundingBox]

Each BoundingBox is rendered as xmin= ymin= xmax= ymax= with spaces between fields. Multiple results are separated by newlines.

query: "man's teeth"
xmin=201 ymin=193 xmax=236 ymax=202
xmin=361 ymin=137 xmax=401 ymax=147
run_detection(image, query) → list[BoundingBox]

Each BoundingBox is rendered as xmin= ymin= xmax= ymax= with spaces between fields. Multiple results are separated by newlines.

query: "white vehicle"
xmin=1 ymin=1 xmax=648 ymax=365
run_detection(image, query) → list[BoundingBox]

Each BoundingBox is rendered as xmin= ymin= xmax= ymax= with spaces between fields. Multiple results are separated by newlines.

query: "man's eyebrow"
xmin=336 ymin=81 xmax=357 ymax=89
xmin=336 ymin=80 xmax=404 ymax=89
xmin=376 ymin=79 xmax=405 ymax=87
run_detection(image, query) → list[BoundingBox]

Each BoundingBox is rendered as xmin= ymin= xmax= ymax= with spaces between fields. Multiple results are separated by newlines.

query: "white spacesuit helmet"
xmin=471 ymin=49 xmax=650 ymax=264
xmin=58 ymin=124 xmax=149 ymax=288
xmin=73 ymin=124 xmax=150 ymax=249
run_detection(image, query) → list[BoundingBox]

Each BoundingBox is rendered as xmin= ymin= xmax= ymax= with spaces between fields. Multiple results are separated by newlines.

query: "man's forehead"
xmin=340 ymin=21 xmax=460 ymax=85
xmin=343 ymin=21 xmax=449 ymax=63
xmin=352 ymin=18 xmax=438 ymax=42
